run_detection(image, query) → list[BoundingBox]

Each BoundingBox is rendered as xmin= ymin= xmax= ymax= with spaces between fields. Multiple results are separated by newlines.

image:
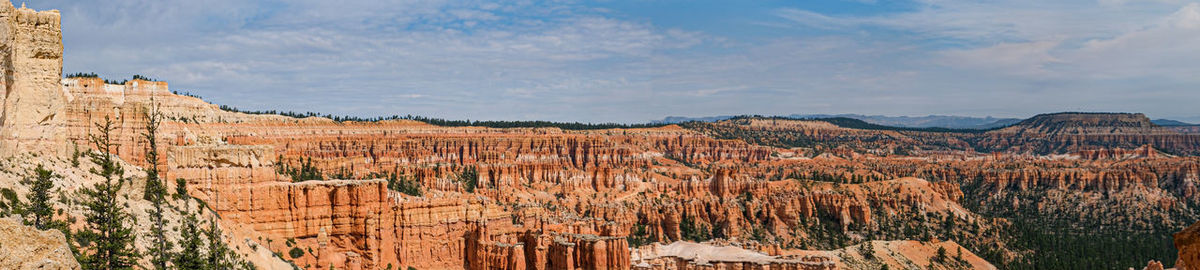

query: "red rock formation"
xmin=1073 ymin=144 xmax=1159 ymax=160
xmin=1176 ymin=221 xmax=1200 ymax=270
xmin=1144 ymin=260 xmax=1164 ymax=270
xmin=43 ymin=70 xmax=1200 ymax=269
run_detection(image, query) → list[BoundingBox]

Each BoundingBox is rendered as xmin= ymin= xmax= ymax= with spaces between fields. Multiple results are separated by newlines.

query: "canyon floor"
xmin=3 ymin=2 xmax=1200 ymax=270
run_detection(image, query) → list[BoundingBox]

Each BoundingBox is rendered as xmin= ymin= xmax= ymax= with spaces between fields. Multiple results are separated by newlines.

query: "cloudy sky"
xmin=27 ymin=0 xmax=1200 ymax=123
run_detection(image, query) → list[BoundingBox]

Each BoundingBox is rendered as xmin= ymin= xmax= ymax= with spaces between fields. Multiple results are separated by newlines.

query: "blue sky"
xmin=27 ymin=0 xmax=1200 ymax=123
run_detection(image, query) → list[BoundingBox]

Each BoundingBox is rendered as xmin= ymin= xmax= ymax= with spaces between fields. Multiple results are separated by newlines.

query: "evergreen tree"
xmin=204 ymin=217 xmax=236 ymax=270
xmin=386 ymin=170 xmax=422 ymax=196
xmin=174 ymin=178 xmax=189 ymax=201
xmin=22 ymin=165 xmax=58 ymax=230
xmin=457 ymin=166 xmax=478 ymax=193
xmin=172 ymin=212 xmax=205 ymax=270
xmin=679 ymin=214 xmax=712 ymax=242
xmin=0 ymin=191 xmax=8 ymax=217
xmin=1 ymin=187 xmax=24 ymax=217
xmin=859 ymin=241 xmax=875 ymax=259
xmin=72 ymin=142 xmax=83 ymax=167
xmin=142 ymin=103 xmax=166 ymax=201
xmin=141 ymin=103 xmax=174 ymax=270
xmin=75 ymin=116 xmax=141 ymax=270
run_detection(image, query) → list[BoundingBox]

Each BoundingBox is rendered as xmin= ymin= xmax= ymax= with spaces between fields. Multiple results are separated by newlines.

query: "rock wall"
xmin=153 ymin=131 xmax=634 ymax=269
xmin=0 ymin=0 xmax=64 ymax=155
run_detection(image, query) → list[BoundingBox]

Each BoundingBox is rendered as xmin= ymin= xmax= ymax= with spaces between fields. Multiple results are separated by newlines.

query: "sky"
xmin=26 ymin=0 xmax=1200 ymax=123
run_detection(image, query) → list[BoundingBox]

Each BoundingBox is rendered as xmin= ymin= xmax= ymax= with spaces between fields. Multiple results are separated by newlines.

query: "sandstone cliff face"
xmin=0 ymin=217 xmax=80 ymax=270
xmin=0 ymin=1 xmax=65 ymax=155
xmin=144 ymin=119 xmax=644 ymax=269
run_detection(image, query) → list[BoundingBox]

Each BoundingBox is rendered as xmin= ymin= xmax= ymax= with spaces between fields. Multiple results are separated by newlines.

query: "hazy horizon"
xmin=29 ymin=0 xmax=1200 ymax=123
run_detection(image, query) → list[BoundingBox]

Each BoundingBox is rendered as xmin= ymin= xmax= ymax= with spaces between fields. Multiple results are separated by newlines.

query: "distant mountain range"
xmin=655 ymin=114 xmax=1196 ymax=129
xmin=1152 ymin=119 xmax=1196 ymax=126
xmin=654 ymin=114 xmax=1021 ymax=129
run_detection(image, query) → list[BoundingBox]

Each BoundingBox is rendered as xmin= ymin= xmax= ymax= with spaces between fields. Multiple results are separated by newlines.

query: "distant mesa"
xmin=997 ymin=112 xmax=1173 ymax=135
xmin=1015 ymin=112 xmax=1156 ymax=128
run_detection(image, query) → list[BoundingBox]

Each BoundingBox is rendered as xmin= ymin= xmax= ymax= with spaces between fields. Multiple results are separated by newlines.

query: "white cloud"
xmin=936 ymin=2 xmax=1200 ymax=81
xmin=776 ymin=1 xmax=1175 ymax=44
xmin=24 ymin=0 xmax=1200 ymax=122
xmin=1065 ymin=3 xmax=1200 ymax=79
xmin=766 ymin=1 xmax=1200 ymax=119
xmin=939 ymin=40 xmax=1063 ymax=78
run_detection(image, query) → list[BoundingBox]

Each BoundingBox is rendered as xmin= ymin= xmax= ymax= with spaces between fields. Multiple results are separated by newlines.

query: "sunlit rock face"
xmin=0 ymin=0 xmax=64 ymax=155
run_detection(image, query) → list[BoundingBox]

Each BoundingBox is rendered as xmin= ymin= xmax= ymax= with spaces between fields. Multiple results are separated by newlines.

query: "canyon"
xmin=1 ymin=2 xmax=1199 ymax=270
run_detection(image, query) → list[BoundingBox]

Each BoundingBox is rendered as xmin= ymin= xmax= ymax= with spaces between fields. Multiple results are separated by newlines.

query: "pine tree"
xmin=204 ymin=216 xmax=236 ymax=270
xmin=172 ymin=211 xmax=205 ymax=270
xmin=1 ymin=187 xmax=25 ymax=218
xmin=859 ymin=241 xmax=875 ymax=259
xmin=174 ymin=178 xmax=189 ymax=201
xmin=141 ymin=103 xmax=174 ymax=270
xmin=0 ymin=191 xmax=8 ymax=217
xmin=142 ymin=103 xmax=166 ymax=202
xmin=22 ymin=164 xmax=58 ymax=230
xmin=75 ymin=116 xmax=141 ymax=270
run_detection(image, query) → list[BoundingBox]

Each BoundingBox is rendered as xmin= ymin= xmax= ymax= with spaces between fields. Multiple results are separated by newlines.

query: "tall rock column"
xmin=0 ymin=1 xmax=64 ymax=155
